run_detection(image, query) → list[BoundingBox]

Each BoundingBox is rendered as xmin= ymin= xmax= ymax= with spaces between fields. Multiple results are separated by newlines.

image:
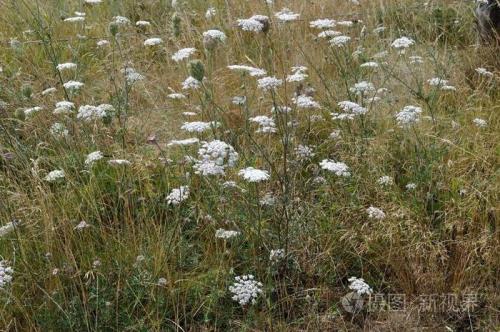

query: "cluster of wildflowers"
xmin=45 ymin=170 xmax=65 ymax=182
xmin=366 ymin=206 xmax=386 ymax=220
xmin=166 ymin=186 xmax=190 ymax=205
xmin=215 ymin=229 xmax=241 ymax=240
xmin=0 ymin=261 xmax=13 ymax=288
xmin=320 ymin=160 xmax=351 ymax=177
xmin=194 ymin=140 xmax=238 ymax=176
xmin=238 ymin=167 xmax=270 ymax=182
xmin=229 ymin=275 xmax=263 ymax=305
xmin=348 ymin=277 xmax=373 ymax=295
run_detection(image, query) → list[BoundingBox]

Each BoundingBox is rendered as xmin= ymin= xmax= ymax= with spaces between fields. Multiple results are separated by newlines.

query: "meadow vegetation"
xmin=0 ymin=0 xmax=498 ymax=330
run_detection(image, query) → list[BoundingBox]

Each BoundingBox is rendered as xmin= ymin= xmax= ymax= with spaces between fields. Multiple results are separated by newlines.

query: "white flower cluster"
xmin=53 ymin=101 xmax=75 ymax=114
xmin=293 ymin=95 xmax=320 ymax=109
xmin=310 ymin=18 xmax=336 ymax=29
xmin=473 ymin=118 xmax=487 ymax=128
xmin=122 ymin=67 xmax=144 ymax=84
xmin=238 ymin=167 xmax=270 ymax=182
xmin=167 ymin=138 xmax=199 ymax=147
xmin=319 ymin=159 xmax=351 ymax=177
xmin=475 ymin=67 xmax=493 ymax=78
xmin=0 ymin=260 xmax=13 ymax=288
xmin=286 ymin=66 xmax=308 ymax=82
xmin=63 ymin=80 xmax=84 ymax=91
xmin=50 ymin=123 xmax=68 ymax=137
xmin=56 ymin=62 xmax=77 ymax=71
xmin=45 ymin=169 xmax=65 ymax=182
xmin=377 ymin=175 xmax=393 ymax=186
xmin=144 ymin=37 xmax=163 ymax=46
xmin=166 ymin=186 xmax=190 ymax=205
xmin=77 ymin=104 xmax=112 ymax=121
xmin=172 ymin=47 xmax=196 ymax=62
xmin=182 ymin=76 xmax=201 ymax=90
xmin=348 ymin=277 xmax=372 ymax=295
xmin=24 ymin=106 xmax=43 ymax=117
xmin=237 ymin=15 xmax=269 ymax=32
xmin=215 ymin=228 xmax=240 ymax=239
xmin=350 ymin=81 xmax=375 ymax=96
xmin=249 ymin=115 xmax=276 ymax=133
xmin=194 ymin=140 xmax=239 ymax=176
xmin=391 ymin=36 xmax=415 ymax=50
xmin=202 ymin=29 xmax=227 ymax=43
xmin=275 ymin=8 xmax=300 ymax=22
xmin=427 ymin=77 xmax=455 ymax=91
xmin=227 ymin=65 xmax=267 ymax=77
xmin=257 ymin=76 xmax=283 ymax=91
xmin=395 ymin=105 xmax=422 ymax=127
xmin=229 ymin=275 xmax=263 ymax=305
xmin=295 ymin=145 xmax=315 ymax=160
xmin=366 ymin=206 xmax=386 ymax=220
xmin=181 ymin=121 xmax=218 ymax=133
xmin=330 ymin=35 xmax=351 ymax=47
xmin=318 ymin=30 xmax=342 ymax=38
xmin=85 ymin=151 xmax=103 ymax=166
xmin=332 ymin=101 xmax=367 ymax=120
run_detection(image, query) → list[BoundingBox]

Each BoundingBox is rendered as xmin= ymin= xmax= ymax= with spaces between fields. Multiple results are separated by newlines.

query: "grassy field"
xmin=0 ymin=0 xmax=498 ymax=330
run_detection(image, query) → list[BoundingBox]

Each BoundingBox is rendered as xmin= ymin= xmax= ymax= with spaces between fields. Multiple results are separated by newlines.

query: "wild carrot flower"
xmin=108 ymin=159 xmax=131 ymax=166
xmin=182 ymin=76 xmax=201 ymax=90
xmin=406 ymin=183 xmax=417 ymax=190
xmin=367 ymin=206 xmax=386 ymax=220
xmin=227 ymin=65 xmax=266 ymax=77
xmin=318 ymin=30 xmax=342 ymax=38
xmin=24 ymin=106 xmax=43 ymax=117
xmin=172 ymin=48 xmax=196 ymax=62
xmin=274 ymin=8 xmax=300 ymax=22
xmin=53 ymin=101 xmax=75 ymax=114
xmin=395 ymin=105 xmax=422 ymax=127
xmin=215 ymin=229 xmax=240 ymax=239
xmin=377 ymin=176 xmax=393 ymax=186
xmin=473 ymin=118 xmax=487 ymax=128
xmin=167 ymin=138 xmax=199 ymax=147
xmin=74 ymin=220 xmax=90 ymax=230
xmin=229 ymin=275 xmax=263 ymax=305
xmin=0 ymin=260 xmax=13 ymax=288
xmin=166 ymin=186 xmax=190 ymax=205
xmin=45 ymin=170 xmax=65 ymax=182
xmin=293 ymin=95 xmax=320 ymax=109
xmin=295 ymin=145 xmax=315 ymax=160
xmin=475 ymin=67 xmax=493 ymax=77
xmin=56 ymin=62 xmax=77 ymax=71
xmin=144 ymin=37 xmax=163 ymax=46
xmin=63 ymin=80 xmax=84 ymax=91
xmin=85 ymin=151 xmax=103 ymax=166
xmin=348 ymin=277 xmax=372 ymax=295
xmin=391 ymin=36 xmax=415 ymax=50
xmin=310 ymin=19 xmax=336 ymax=29
xmin=286 ymin=66 xmax=308 ymax=82
xmin=77 ymin=105 xmax=107 ymax=121
xmin=319 ymin=160 xmax=351 ymax=177
xmin=97 ymin=39 xmax=109 ymax=47
xmin=249 ymin=116 xmax=276 ymax=133
xmin=181 ymin=121 xmax=217 ymax=133
xmin=238 ymin=167 xmax=270 ymax=182
xmin=330 ymin=35 xmax=351 ymax=47
xmin=349 ymin=81 xmax=375 ymax=95
xmin=50 ymin=123 xmax=68 ymax=137
xmin=257 ymin=76 xmax=283 ymax=91
xmin=237 ymin=15 xmax=269 ymax=32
